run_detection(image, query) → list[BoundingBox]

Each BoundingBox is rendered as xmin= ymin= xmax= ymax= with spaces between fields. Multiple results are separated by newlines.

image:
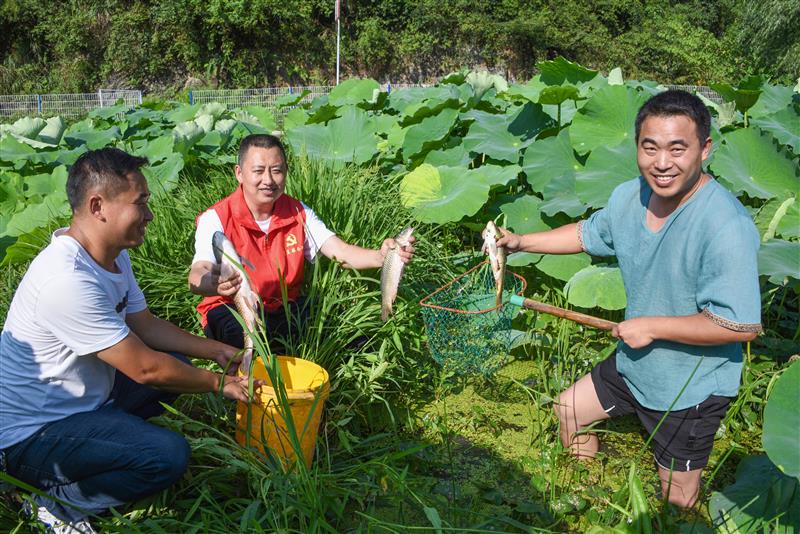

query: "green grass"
xmin=0 ymin=154 xmax=786 ymax=533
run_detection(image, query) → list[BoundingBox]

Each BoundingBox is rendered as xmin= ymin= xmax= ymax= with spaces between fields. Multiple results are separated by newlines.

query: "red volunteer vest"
xmin=196 ymin=187 xmax=306 ymax=327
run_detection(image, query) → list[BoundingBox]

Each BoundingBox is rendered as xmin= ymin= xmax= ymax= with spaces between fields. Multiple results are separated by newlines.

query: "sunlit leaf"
xmin=751 ymin=105 xmax=800 ymax=152
xmin=537 ymin=57 xmax=598 ymax=85
xmin=24 ymin=166 xmax=68 ymax=198
xmin=241 ymin=106 xmax=278 ymax=131
xmin=285 ymin=106 xmax=377 ymax=168
xmin=758 ymin=239 xmax=800 ymax=284
xmin=400 ymin=164 xmax=520 ymax=223
xmin=749 ymin=84 xmax=796 ymax=118
xmin=402 ymin=108 xmax=459 ymax=159
xmin=522 ymin=128 xmax=580 ymax=193
xmin=564 ymin=265 xmax=626 ymax=310
xmin=328 ymin=78 xmax=380 ymax=106
xmin=64 ymin=126 xmax=122 ymax=150
xmin=570 ymin=85 xmax=649 ymax=154
xmin=763 ymin=362 xmax=800 ymax=477
xmin=37 ymin=116 xmax=66 ymax=145
xmin=3 ymin=191 xmax=70 ymax=237
xmin=575 ymin=140 xmax=639 ymax=208
xmin=499 ymin=195 xmax=549 ymax=234
xmin=423 ymin=145 xmax=471 ymax=167
xmin=711 ymin=127 xmax=798 ymax=200
xmin=537 ymin=253 xmax=592 ymax=282
xmin=9 ymin=117 xmax=46 ymax=139
xmin=142 ymin=153 xmax=184 ymax=197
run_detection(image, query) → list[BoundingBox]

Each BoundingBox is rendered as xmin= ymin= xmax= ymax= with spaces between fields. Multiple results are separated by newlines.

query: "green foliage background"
xmin=1 ymin=0 xmax=798 ymax=94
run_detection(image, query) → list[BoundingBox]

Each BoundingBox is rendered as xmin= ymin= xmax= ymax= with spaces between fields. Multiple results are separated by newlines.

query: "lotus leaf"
xmin=710 ymin=455 xmax=799 ymax=533
xmin=10 ymin=117 xmax=46 ymax=139
xmin=214 ymin=119 xmax=237 ymax=139
xmin=466 ymin=71 xmax=509 ymax=98
xmin=241 ymin=106 xmax=278 ymax=130
xmin=0 ymin=135 xmax=37 ymax=164
xmin=711 ymin=76 xmax=765 ymax=115
xmin=328 ymin=78 xmax=380 ymax=106
xmin=165 ymin=103 xmax=202 ymax=123
xmin=499 ymin=195 xmax=549 ymax=234
xmin=758 ymin=239 xmax=800 ymax=284
xmin=372 ymin=114 xmax=400 ymax=137
xmin=749 ymin=84 xmax=796 ymax=118
xmin=0 ymin=228 xmax=51 ymax=267
xmin=608 ymin=68 xmax=624 ymax=86
xmin=24 ymin=166 xmax=68 ymax=198
xmin=424 ymin=145 xmax=471 ymax=167
xmin=575 ymin=140 xmax=640 ymax=208
xmin=538 ymin=85 xmax=580 ymax=106
xmin=275 ymin=89 xmax=310 ymax=108
xmin=132 ymin=135 xmax=173 ymax=164
xmin=142 ymin=153 xmax=184 ymax=197
xmin=536 ymin=253 xmax=592 ymax=282
xmin=283 ymin=108 xmax=309 ymax=130
xmin=194 ymin=114 xmax=215 ymax=134
xmin=506 ymin=77 xmax=548 ymax=103
xmin=400 ymin=164 xmax=521 ymax=223
xmin=751 ymin=105 xmax=800 ymax=152
xmin=564 ymin=265 xmax=626 ymax=310
xmin=537 ymin=57 xmax=598 ymax=85
xmin=172 ymin=121 xmax=205 ymax=154
xmin=37 ymin=117 xmax=66 ymax=145
xmin=388 ymin=86 xmax=460 ymax=118
xmin=763 ymin=362 xmax=800 ymax=477
xmin=402 ymin=108 xmax=459 ymax=160
xmin=507 ymin=252 xmax=543 ymax=267
xmin=756 ymin=197 xmax=799 ymax=240
xmin=570 ymin=85 xmax=648 ymax=155
xmin=10 ymin=133 xmax=56 ymax=149
xmin=540 ymin=191 xmax=588 ymax=218
xmin=285 ymin=106 xmax=377 ymax=168
xmin=542 ymin=100 xmax=579 ymax=125
xmin=3 ymin=191 xmax=70 ymax=238
xmin=522 ymin=128 xmax=580 ymax=193
xmin=462 ymin=104 xmax=552 ymax=163
xmin=711 ymin=127 xmax=798 ymax=200
xmin=64 ymin=127 xmax=121 ymax=150
xmin=88 ymin=104 xmax=130 ymax=120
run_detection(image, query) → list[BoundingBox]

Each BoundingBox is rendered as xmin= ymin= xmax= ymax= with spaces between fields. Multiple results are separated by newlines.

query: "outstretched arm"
xmin=496 ymin=222 xmax=584 ymax=255
xmin=319 ymin=235 xmax=415 ymax=270
xmin=612 ymin=313 xmax=759 ymax=349
xmin=126 ymin=309 xmax=240 ymax=372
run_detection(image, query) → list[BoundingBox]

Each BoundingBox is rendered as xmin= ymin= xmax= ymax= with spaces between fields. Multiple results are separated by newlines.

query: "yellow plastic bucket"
xmin=235 ymin=356 xmax=330 ymax=469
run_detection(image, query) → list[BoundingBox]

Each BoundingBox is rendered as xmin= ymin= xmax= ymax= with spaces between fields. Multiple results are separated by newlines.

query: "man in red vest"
xmin=188 ymin=134 xmax=414 ymax=352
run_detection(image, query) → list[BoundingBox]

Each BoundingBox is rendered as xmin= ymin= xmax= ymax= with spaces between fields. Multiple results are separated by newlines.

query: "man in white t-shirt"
xmin=188 ymin=134 xmax=414 ymax=351
xmin=0 ymin=148 xmax=254 ymax=533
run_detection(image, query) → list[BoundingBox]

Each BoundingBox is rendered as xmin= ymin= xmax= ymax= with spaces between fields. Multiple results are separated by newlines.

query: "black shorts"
xmin=591 ymin=356 xmax=731 ymax=472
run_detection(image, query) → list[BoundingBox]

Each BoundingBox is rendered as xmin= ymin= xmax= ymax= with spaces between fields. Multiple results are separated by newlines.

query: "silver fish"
xmin=212 ymin=231 xmax=260 ymax=373
xmin=481 ymin=221 xmax=506 ymax=306
xmin=380 ymin=227 xmax=414 ymax=321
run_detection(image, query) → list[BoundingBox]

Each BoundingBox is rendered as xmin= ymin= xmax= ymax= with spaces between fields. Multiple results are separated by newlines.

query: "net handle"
xmin=509 ymin=295 xmax=618 ymax=331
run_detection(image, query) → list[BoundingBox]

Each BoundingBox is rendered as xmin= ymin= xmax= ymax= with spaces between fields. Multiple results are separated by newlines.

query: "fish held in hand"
xmin=482 ymin=221 xmax=506 ymax=306
xmin=212 ymin=231 xmax=260 ymax=373
xmin=380 ymin=227 xmax=414 ymax=321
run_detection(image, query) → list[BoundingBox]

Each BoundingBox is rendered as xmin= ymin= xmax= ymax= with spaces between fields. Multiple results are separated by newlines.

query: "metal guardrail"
xmin=0 ymin=90 xmax=142 ymax=118
xmin=189 ymin=83 xmax=420 ymax=108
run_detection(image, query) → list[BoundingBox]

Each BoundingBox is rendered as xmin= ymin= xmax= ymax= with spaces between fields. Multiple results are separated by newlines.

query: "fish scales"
xmin=481 ymin=221 xmax=506 ymax=306
xmin=380 ymin=227 xmax=414 ymax=321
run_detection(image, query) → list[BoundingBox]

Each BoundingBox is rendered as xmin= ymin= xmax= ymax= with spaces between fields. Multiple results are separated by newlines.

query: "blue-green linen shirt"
xmin=580 ymin=176 xmax=762 ymax=411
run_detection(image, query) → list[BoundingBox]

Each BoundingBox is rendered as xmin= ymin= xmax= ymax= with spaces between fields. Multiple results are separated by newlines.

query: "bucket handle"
xmin=509 ymin=294 xmax=617 ymax=332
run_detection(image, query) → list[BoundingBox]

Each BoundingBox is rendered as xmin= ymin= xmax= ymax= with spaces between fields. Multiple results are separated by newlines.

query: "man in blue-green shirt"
xmin=497 ymin=90 xmax=761 ymax=508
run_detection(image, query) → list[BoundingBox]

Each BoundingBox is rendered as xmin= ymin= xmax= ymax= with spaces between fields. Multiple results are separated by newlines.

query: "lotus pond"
xmin=1 ymin=59 xmax=798 ymax=532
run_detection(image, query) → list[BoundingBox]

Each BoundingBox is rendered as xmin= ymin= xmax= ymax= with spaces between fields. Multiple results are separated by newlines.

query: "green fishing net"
xmin=420 ymin=261 xmax=527 ymax=376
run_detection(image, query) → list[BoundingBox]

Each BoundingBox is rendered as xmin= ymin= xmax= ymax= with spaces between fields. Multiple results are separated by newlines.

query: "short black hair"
xmin=635 ymin=90 xmax=711 ymax=145
xmin=238 ymin=134 xmax=287 ymax=168
xmin=67 ymin=148 xmax=148 ymax=211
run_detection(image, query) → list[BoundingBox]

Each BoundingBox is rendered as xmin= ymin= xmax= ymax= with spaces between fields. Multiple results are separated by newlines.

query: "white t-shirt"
xmin=191 ymin=202 xmax=336 ymax=265
xmin=0 ymin=229 xmax=147 ymax=449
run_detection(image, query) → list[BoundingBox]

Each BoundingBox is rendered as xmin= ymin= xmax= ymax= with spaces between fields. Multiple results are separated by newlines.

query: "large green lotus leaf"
xmin=134 ymin=135 xmax=174 ymax=163
xmin=0 ymin=227 xmax=52 ymax=267
xmin=172 ymin=121 xmax=205 ymax=154
xmin=400 ymin=164 xmax=521 ymax=223
xmin=10 ymin=133 xmax=55 ymax=149
xmin=373 ymin=114 xmax=399 ymax=137
xmin=756 ymin=197 xmax=800 ymax=240
xmin=195 ymin=131 xmax=224 ymax=153
xmin=564 ymin=265 xmax=626 ymax=310
xmin=522 ymin=128 xmax=580 ymax=193
xmin=462 ymin=104 xmax=553 ymax=163
xmin=506 ymin=77 xmax=548 ymax=103
xmin=537 ymin=253 xmax=592 ymax=282
xmin=275 ymin=89 xmax=310 ymax=108
xmin=194 ymin=113 xmax=215 ymax=134
xmin=758 ymin=239 xmax=800 ymax=284
xmin=749 ymin=84 xmax=796 ymax=118
xmin=710 ymin=455 xmax=799 ymax=533
xmin=507 ymin=252 xmax=543 ymax=267
xmin=402 ymin=108 xmax=459 ymax=159
xmin=540 ymin=171 xmax=588 ymax=217
xmin=214 ymin=119 xmax=237 ymax=139
xmin=711 ymin=76 xmax=764 ymax=114
xmin=54 ymin=145 xmax=89 ymax=167
xmin=537 ymin=57 xmax=598 ymax=85
xmin=38 ymin=117 xmax=66 ymax=145
xmin=711 ymin=127 xmax=798 ymax=200
xmin=508 ymin=102 xmax=555 ymax=138
xmin=424 ymin=144 xmax=471 ymax=167
xmin=286 ymin=106 xmax=377 ymax=168
xmin=575 ymin=140 xmax=639 ymax=208
xmin=542 ymin=100 xmax=579 ymax=125
xmin=197 ymin=102 xmax=226 ymax=120
xmin=0 ymin=135 xmax=36 ymax=164
xmin=570 ymin=85 xmax=649 ymax=155
xmin=24 ymin=166 xmax=67 ymax=198
xmin=9 ymin=117 xmax=46 ymax=139
xmin=328 ymin=78 xmax=380 ymax=106
xmin=238 ymin=106 xmax=277 ymax=131
xmin=538 ymin=85 xmax=580 ymax=106
xmin=387 ymin=85 xmax=460 ymax=116
xmin=142 ymin=152 xmax=184 ymax=197
xmin=607 ymin=67 xmax=624 ymax=86
xmin=164 ymin=103 xmax=201 ymax=123
xmin=763 ymin=362 xmax=800 ymax=477
xmin=283 ymin=108 xmax=309 ymax=131
xmin=64 ymin=126 xmax=121 ymax=150
xmin=88 ymin=104 xmax=130 ymax=121
xmin=2 ymin=191 xmax=70 ymax=238
xmin=466 ymin=71 xmax=509 ymax=98
xmin=499 ymin=195 xmax=549 ymax=234
xmin=751 ymin=105 xmax=800 ymax=152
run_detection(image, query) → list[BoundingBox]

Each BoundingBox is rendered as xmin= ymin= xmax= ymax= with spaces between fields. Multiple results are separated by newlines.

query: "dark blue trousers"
xmin=2 ymin=353 xmax=191 ymax=523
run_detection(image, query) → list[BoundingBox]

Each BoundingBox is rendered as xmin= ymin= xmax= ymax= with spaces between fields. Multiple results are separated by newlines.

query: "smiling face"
xmin=637 ymin=114 xmax=712 ymax=208
xmin=235 ymin=145 xmax=287 ymax=217
xmin=103 ymin=172 xmax=153 ymax=248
